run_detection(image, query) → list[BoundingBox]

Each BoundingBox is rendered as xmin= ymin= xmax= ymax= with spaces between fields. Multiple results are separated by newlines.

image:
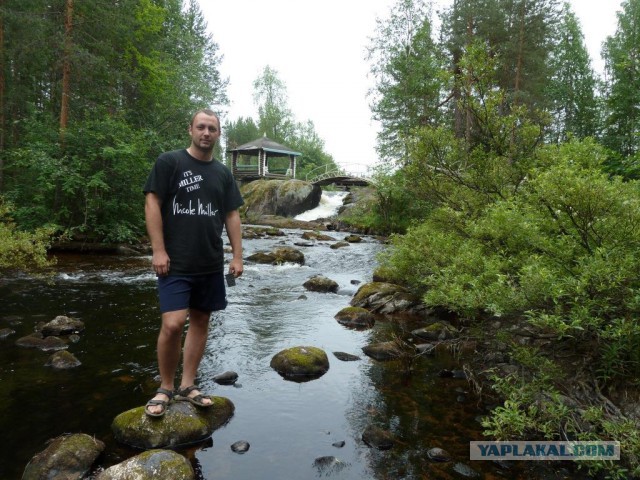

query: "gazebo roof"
xmin=228 ymin=135 xmax=301 ymax=157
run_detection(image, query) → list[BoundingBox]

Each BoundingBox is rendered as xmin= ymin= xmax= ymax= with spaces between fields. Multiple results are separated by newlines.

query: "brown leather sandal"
xmin=144 ymin=387 xmax=174 ymax=417
xmin=176 ymin=385 xmax=213 ymax=407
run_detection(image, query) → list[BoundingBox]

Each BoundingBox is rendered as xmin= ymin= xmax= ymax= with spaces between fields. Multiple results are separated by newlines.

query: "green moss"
xmin=352 ymin=282 xmax=405 ymax=304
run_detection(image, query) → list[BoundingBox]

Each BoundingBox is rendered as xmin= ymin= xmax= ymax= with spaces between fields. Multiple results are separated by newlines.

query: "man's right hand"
xmin=152 ymin=250 xmax=170 ymax=276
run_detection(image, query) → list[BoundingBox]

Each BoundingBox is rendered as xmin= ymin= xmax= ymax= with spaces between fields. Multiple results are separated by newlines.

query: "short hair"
xmin=190 ymin=109 xmax=220 ymax=129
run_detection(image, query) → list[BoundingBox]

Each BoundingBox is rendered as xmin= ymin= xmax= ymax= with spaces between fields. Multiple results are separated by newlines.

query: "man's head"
xmin=188 ymin=109 xmax=221 ymax=155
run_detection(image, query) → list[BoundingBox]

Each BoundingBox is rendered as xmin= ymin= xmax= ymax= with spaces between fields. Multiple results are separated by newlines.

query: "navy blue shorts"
xmin=157 ymin=273 xmax=227 ymax=313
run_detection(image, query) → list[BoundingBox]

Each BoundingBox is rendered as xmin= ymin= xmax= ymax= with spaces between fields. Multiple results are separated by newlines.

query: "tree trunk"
xmin=60 ymin=0 xmax=73 ymax=140
xmin=0 ymin=0 xmax=5 ymax=191
xmin=514 ymin=0 xmax=526 ymax=99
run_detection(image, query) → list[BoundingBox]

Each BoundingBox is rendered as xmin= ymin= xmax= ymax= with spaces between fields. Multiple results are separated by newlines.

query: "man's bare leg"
xmin=147 ymin=309 xmax=188 ymax=415
xmin=179 ymin=308 xmax=212 ymax=405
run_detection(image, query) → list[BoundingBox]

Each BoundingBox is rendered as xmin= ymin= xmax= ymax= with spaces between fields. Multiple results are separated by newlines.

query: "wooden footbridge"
xmin=305 ymin=164 xmax=374 ymax=187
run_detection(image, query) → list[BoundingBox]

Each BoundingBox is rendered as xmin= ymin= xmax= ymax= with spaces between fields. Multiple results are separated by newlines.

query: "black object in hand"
xmin=225 ymin=273 xmax=236 ymax=287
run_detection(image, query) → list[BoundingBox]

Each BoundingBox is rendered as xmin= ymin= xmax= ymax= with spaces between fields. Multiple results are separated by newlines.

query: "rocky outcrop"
xmin=240 ymin=179 xmax=322 ymax=218
xmin=270 ymin=346 xmax=330 ymax=381
xmin=111 ymin=397 xmax=234 ymax=449
xmin=22 ymin=433 xmax=105 ymax=480
xmin=96 ymin=449 xmax=194 ymax=480
xmin=351 ymin=282 xmax=428 ymax=316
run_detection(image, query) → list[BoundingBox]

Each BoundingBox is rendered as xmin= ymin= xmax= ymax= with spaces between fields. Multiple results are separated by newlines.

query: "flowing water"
xmin=0 ymin=195 xmax=560 ymax=479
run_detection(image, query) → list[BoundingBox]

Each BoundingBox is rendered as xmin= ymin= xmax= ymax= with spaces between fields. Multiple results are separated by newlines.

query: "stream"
xmin=0 ymin=192 xmax=546 ymax=479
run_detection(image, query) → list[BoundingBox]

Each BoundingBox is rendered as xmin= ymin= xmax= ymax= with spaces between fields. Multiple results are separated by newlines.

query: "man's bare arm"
xmin=225 ymin=209 xmax=243 ymax=277
xmin=145 ymin=192 xmax=170 ymax=276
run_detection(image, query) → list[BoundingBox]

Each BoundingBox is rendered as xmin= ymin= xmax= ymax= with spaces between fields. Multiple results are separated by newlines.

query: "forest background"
xmin=3 ymin=0 xmax=640 ymax=477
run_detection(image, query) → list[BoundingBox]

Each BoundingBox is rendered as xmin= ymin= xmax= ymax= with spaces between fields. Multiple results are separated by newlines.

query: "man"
xmin=143 ymin=109 xmax=244 ymax=417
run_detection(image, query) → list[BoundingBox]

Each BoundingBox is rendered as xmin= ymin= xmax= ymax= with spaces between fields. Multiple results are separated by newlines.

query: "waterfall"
xmin=294 ymin=190 xmax=349 ymax=221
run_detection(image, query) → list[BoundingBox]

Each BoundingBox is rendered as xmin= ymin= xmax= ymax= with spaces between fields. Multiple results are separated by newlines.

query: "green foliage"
xmin=6 ymin=114 xmax=151 ymax=243
xmin=0 ymin=198 xmax=55 ymax=272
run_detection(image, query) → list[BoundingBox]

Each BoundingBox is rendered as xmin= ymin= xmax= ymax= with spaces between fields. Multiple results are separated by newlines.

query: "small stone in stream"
xmin=213 ymin=371 xmax=238 ymax=385
xmin=332 ymin=441 xmax=346 ymax=448
xmin=453 ymin=462 xmax=481 ymax=478
xmin=231 ymin=440 xmax=250 ymax=454
xmin=333 ymin=351 xmax=361 ymax=362
xmin=427 ymin=447 xmax=452 ymax=462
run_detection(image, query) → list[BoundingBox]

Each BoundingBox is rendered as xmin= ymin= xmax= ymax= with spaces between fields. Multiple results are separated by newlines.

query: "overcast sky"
xmin=200 ymin=0 xmax=623 ymax=173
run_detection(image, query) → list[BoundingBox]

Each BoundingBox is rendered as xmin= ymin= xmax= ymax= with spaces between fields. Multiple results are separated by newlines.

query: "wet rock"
xmin=412 ymin=322 xmax=458 ymax=341
xmin=41 ymin=315 xmax=85 ymax=336
xmin=332 ymin=440 xmax=346 ymax=448
xmin=46 ymin=350 xmax=81 ymax=369
xmin=230 ymin=440 xmax=250 ymax=454
xmin=111 ymin=396 xmax=234 ymax=449
xmin=350 ymin=279 xmax=361 ymax=285
xmin=427 ymin=447 xmax=452 ymax=462
xmin=302 ymin=231 xmax=335 ymax=241
xmin=333 ymin=351 xmax=361 ymax=362
xmin=351 ymin=282 xmax=428 ymax=316
xmin=270 ymin=346 xmax=329 ymax=381
xmin=415 ymin=343 xmax=436 ymax=355
xmin=334 ymin=306 xmax=375 ymax=328
xmin=294 ymin=241 xmax=315 ymax=247
xmin=453 ymin=462 xmax=481 ymax=478
xmin=213 ymin=371 xmax=238 ymax=385
xmin=0 ymin=327 xmax=15 ymax=339
xmin=95 ymin=449 xmax=194 ymax=480
xmin=362 ymin=341 xmax=403 ymax=361
xmin=246 ymin=246 xmax=305 ymax=265
xmin=313 ymin=456 xmax=349 ymax=475
xmin=297 ymin=294 xmax=308 ymax=300
xmin=22 ymin=433 xmax=105 ymax=480
xmin=330 ymin=241 xmax=350 ymax=250
xmin=303 ymin=275 xmax=339 ymax=293
xmin=16 ymin=333 xmax=68 ymax=352
xmin=344 ymin=234 xmax=363 ymax=243
xmin=362 ymin=425 xmax=394 ymax=450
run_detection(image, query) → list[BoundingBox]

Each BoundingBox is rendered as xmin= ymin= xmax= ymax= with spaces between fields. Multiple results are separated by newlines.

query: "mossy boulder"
xmin=22 ymin=433 xmax=105 ymax=480
xmin=270 ymin=346 xmax=330 ymax=381
xmin=362 ymin=341 xmax=403 ymax=361
xmin=303 ymin=275 xmax=339 ymax=293
xmin=302 ymin=231 xmax=335 ymax=241
xmin=95 ymin=449 xmax=194 ymax=480
xmin=246 ymin=246 xmax=305 ymax=265
xmin=412 ymin=322 xmax=458 ymax=341
xmin=334 ymin=306 xmax=375 ymax=328
xmin=240 ymin=179 xmax=322 ymax=217
xmin=111 ymin=396 xmax=234 ymax=449
xmin=351 ymin=282 xmax=427 ymax=316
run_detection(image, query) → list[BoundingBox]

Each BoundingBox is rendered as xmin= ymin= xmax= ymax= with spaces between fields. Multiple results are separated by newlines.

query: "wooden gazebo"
xmin=227 ymin=135 xmax=301 ymax=180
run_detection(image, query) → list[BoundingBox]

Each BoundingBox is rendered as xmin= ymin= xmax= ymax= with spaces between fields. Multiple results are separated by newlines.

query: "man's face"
xmin=189 ymin=113 xmax=220 ymax=151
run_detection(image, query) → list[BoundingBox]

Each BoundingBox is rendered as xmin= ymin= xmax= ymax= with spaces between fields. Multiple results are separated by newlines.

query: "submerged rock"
xmin=427 ymin=447 xmax=452 ymax=462
xmin=22 ymin=433 xmax=105 ymax=480
xmin=96 ymin=449 xmax=194 ymax=480
xmin=362 ymin=425 xmax=394 ymax=450
xmin=46 ymin=350 xmax=81 ymax=369
xmin=0 ymin=327 xmax=15 ymax=339
xmin=16 ymin=334 xmax=68 ymax=352
xmin=111 ymin=396 xmax=234 ymax=449
xmin=330 ymin=241 xmax=350 ymax=250
xmin=270 ymin=346 xmax=329 ymax=381
xmin=313 ymin=455 xmax=349 ymax=475
xmin=302 ymin=231 xmax=335 ymax=241
xmin=412 ymin=321 xmax=458 ymax=341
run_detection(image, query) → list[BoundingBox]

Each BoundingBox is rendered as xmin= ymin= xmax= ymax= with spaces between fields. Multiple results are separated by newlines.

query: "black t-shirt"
xmin=143 ymin=149 xmax=244 ymax=275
